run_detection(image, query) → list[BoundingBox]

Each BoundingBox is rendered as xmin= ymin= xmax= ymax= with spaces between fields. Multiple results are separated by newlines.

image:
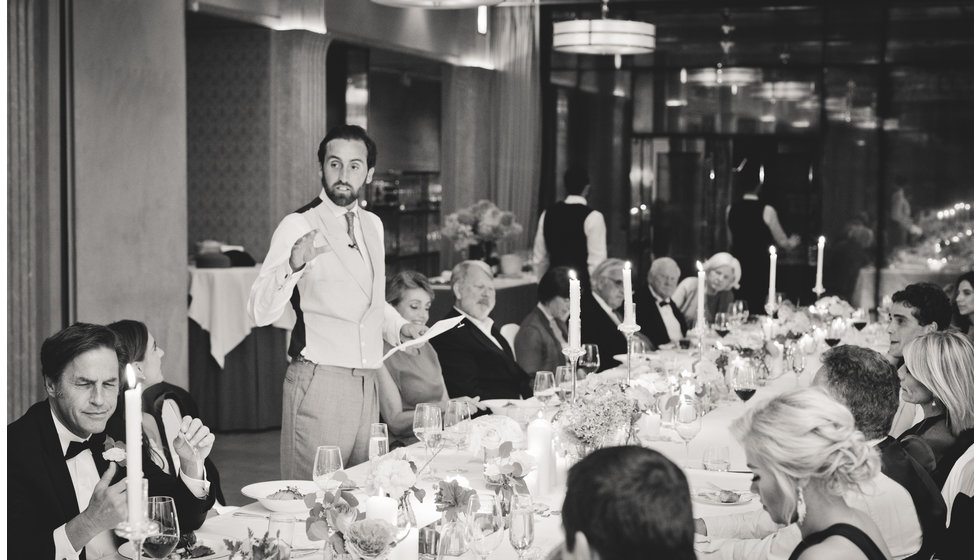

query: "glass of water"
xmin=369 ymin=423 xmax=389 ymax=461
xmin=508 ymin=495 xmax=535 ymax=560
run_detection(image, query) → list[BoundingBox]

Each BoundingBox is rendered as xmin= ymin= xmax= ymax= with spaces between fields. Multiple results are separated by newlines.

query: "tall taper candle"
xmin=768 ymin=246 xmax=777 ymax=309
xmin=124 ymin=364 xmax=144 ymax=525
xmin=815 ymin=236 xmax=826 ymax=292
xmin=623 ymin=261 xmax=635 ymax=325
xmin=696 ymin=261 xmax=706 ymax=331
xmin=569 ymin=270 xmax=581 ymax=348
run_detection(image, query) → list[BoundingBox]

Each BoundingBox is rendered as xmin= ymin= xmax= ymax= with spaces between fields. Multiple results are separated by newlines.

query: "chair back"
xmin=941 ymin=444 xmax=974 ymax=527
xmin=499 ymin=323 xmax=520 ymax=351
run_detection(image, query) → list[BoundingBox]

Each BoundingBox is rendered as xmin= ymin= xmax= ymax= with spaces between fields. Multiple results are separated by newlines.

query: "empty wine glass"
xmin=673 ymin=397 xmax=702 ymax=464
xmin=790 ymin=344 xmax=807 ymax=386
xmin=467 ymin=494 xmax=504 ymax=560
xmin=313 ymin=445 xmax=344 ymax=490
xmin=508 ymin=495 xmax=535 ymax=560
xmin=142 ymin=497 xmax=179 ymax=560
xmin=413 ymin=403 xmax=443 ymax=478
xmin=444 ymin=401 xmax=471 ymax=474
xmin=728 ymin=300 xmax=747 ymax=326
xmin=580 ymin=344 xmax=600 ymax=376
xmin=555 ymin=366 xmax=574 ymax=403
xmin=369 ymin=423 xmax=389 ymax=461
xmin=533 ymin=370 xmax=556 ymax=405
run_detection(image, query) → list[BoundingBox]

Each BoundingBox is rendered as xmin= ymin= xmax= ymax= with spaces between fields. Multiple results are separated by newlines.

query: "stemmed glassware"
xmin=141 ymin=497 xmax=179 ymax=560
xmin=672 ymin=397 xmax=702 ymax=464
xmin=790 ymin=344 xmax=807 ymax=386
xmin=443 ymin=401 xmax=471 ymax=474
xmin=713 ymin=312 xmax=730 ymax=338
xmin=728 ymin=300 xmax=748 ymax=327
xmin=579 ymin=344 xmax=600 ymax=376
xmin=533 ymin=370 xmax=557 ymax=407
xmin=826 ymin=317 xmax=847 ymax=347
xmin=554 ymin=366 xmax=574 ymax=403
xmin=508 ymin=495 xmax=535 ymax=560
xmin=732 ymin=363 xmax=758 ymax=404
xmin=413 ymin=403 xmax=443 ymax=479
xmin=369 ymin=423 xmax=389 ymax=461
xmin=467 ymin=494 xmax=504 ymax=560
xmin=313 ymin=445 xmax=344 ymax=491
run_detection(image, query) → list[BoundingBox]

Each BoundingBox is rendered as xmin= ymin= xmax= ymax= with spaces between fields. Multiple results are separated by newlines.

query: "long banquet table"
xmin=110 ymin=323 xmax=894 ymax=559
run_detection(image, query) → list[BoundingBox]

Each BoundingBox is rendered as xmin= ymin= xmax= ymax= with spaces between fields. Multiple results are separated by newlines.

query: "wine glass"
xmin=851 ymin=308 xmax=869 ymax=332
xmin=443 ymin=401 xmax=471 ymax=474
xmin=826 ymin=317 xmax=847 ymax=347
xmin=713 ymin=312 xmax=730 ymax=338
xmin=508 ymin=495 xmax=535 ymax=560
xmin=533 ymin=370 xmax=556 ymax=406
xmin=313 ymin=445 xmax=344 ymax=491
xmin=728 ymin=300 xmax=747 ymax=326
xmin=142 ymin=497 xmax=179 ymax=559
xmin=467 ymin=494 xmax=504 ymax=560
xmin=580 ymin=344 xmax=600 ymax=376
xmin=790 ymin=344 xmax=807 ymax=386
xmin=672 ymin=397 xmax=702 ymax=464
xmin=555 ymin=366 xmax=574 ymax=403
xmin=732 ymin=363 xmax=758 ymax=404
xmin=369 ymin=423 xmax=389 ymax=461
xmin=413 ymin=403 xmax=443 ymax=478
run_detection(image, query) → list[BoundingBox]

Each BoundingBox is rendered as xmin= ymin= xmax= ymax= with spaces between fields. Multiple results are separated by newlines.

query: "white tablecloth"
xmin=188 ymin=265 xmax=295 ymax=368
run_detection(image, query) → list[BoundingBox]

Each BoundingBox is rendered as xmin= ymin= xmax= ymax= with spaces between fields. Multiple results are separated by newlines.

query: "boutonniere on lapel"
xmin=103 ymin=436 xmax=127 ymax=465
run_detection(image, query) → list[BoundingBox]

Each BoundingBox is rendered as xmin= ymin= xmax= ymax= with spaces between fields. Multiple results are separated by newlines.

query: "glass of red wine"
xmin=713 ymin=312 xmax=730 ymax=338
xmin=732 ymin=363 xmax=758 ymax=404
xmin=142 ymin=497 xmax=179 ymax=559
xmin=851 ymin=308 xmax=868 ymax=332
xmin=825 ymin=318 xmax=847 ymax=347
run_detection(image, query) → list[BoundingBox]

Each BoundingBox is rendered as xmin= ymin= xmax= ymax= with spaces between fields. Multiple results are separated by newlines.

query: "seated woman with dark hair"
xmin=514 ymin=266 xmax=571 ymax=376
xmin=951 ymin=271 xmax=973 ymax=338
xmin=899 ymin=330 xmax=974 ymax=486
xmin=106 ymin=319 xmax=226 ymax=505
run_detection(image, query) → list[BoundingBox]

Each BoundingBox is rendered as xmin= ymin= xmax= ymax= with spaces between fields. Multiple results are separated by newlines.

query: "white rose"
xmin=103 ymin=447 xmax=126 ymax=463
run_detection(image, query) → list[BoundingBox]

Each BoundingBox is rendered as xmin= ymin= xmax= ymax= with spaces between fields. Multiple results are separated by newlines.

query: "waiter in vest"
xmin=532 ymin=166 xmax=607 ymax=289
xmin=726 ymin=160 xmax=800 ymax=314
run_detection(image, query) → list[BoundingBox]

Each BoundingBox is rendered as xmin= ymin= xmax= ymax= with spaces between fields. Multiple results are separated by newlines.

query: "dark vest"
xmin=728 ymin=197 xmax=774 ymax=263
xmin=543 ymin=202 xmax=592 ymax=284
xmin=287 ymin=196 xmax=323 ymax=359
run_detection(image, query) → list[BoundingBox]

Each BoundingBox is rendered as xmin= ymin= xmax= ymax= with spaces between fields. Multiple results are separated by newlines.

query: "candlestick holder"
xmin=812 ymin=285 xmax=826 ymax=297
xmin=115 ymin=519 xmax=159 ymax=560
xmin=689 ymin=324 xmax=707 ymax=361
xmin=617 ymin=322 xmax=641 ymax=385
xmin=562 ymin=346 xmax=585 ymax=402
xmin=763 ymin=301 xmax=778 ymax=318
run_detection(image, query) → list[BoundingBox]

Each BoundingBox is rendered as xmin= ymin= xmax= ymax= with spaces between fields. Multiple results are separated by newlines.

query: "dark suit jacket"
xmin=581 ymin=292 xmax=626 ymax=372
xmin=514 ymin=306 xmax=566 ymax=375
xmin=8 ymin=401 xmax=215 ymax=559
xmin=877 ymin=436 xmax=947 ymax=560
xmin=635 ymin=285 xmax=687 ymax=348
xmin=431 ymin=309 xmax=532 ymax=400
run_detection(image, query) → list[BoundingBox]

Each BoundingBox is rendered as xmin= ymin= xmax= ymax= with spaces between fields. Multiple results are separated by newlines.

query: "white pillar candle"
xmin=124 ymin=364 xmax=144 ymax=526
xmin=768 ymin=246 xmax=777 ymax=308
xmin=568 ymin=270 xmax=581 ymax=348
xmin=814 ymin=236 xmax=825 ymax=292
xmin=623 ymin=261 xmax=635 ymax=325
xmin=365 ymin=495 xmax=398 ymax=526
xmin=526 ymin=417 xmax=555 ymax=494
xmin=696 ymin=261 xmax=706 ymax=331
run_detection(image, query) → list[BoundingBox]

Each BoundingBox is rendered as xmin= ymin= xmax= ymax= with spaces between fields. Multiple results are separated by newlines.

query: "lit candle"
xmin=696 ymin=261 xmax=706 ymax=331
xmin=768 ymin=246 xmax=777 ymax=309
xmin=569 ymin=270 xmax=581 ymax=348
xmin=526 ymin=417 xmax=555 ymax=494
xmin=124 ymin=364 xmax=144 ymax=526
xmin=365 ymin=494 xmax=398 ymax=526
xmin=814 ymin=236 xmax=825 ymax=292
xmin=623 ymin=261 xmax=635 ymax=325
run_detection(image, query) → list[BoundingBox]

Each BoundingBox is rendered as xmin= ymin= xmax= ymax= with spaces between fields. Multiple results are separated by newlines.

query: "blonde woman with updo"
xmin=899 ymin=330 xmax=974 ymax=486
xmin=672 ymin=252 xmax=741 ymax=328
xmin=733 ymin=388 xmax=889 ymax=560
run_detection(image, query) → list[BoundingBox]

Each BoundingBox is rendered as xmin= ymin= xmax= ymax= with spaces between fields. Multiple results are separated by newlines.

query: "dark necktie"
xmin=344 ymin=211 xmax=360 ymax=253
xmin=65 ymin=439 xmax=97 ymax=460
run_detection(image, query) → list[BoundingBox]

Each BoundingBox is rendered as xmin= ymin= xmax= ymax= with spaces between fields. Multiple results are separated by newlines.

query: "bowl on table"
xmin=482 ymin=398 xmax=543 ymax=426
xmin=241 ymin=480 xmax=319 ymax=513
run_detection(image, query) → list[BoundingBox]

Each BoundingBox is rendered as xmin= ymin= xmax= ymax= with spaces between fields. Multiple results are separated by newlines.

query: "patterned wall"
xmin=187 ymin=28 xmax=273 ymax=260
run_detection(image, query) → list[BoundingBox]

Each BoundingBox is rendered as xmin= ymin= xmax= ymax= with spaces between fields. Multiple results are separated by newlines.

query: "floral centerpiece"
xmin=430 ymin=480 xmax=478 ymax=557
xmin=483 ymin=440 xmax=535 ymax=515
xmin=224 ymin=529 xmax=290 ymax=560
xmin=812 ymin=296 xmax=854 ymax=321
xmin=361 ymin=449 xmax=428 ymax=526
xmin=441 ymin=200 xmax=523 ymax=263
xmin=304 ymin=471 xmax=402 ymax=560
xmin=552 ymin=384 xmax=645 ymax=458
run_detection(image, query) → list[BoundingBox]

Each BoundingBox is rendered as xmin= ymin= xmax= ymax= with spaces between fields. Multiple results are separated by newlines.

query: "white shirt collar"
xmin=564 ymin=195 xmax=588 ymax=205
xmin=537 ymin=302 xmax=554 ymax=320
xmin=591 ymin=291 xmax=622 ymax=325
xmin=455 ymin=306 xmax=494 ymax=332
xmin=319 ymin=188 xmax=359 ymax=218
xmin=648 ymin=284 xmax=671 ymax=303
xmin=866 ymin=436 xmax=886 ymax=448
xmin=50 ymin=403 xmax=88 ymax=456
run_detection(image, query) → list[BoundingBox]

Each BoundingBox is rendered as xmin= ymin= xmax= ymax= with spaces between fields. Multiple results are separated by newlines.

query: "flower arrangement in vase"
xmin=441 ymin=200 xmax=523 ymax=266
xmin=482 ymin=441 xmax=535 ymax=517
xmin=304 ymin=470 xmax=400 ymax=560
xmin=431 ymin=479 xmax=478 ymax=557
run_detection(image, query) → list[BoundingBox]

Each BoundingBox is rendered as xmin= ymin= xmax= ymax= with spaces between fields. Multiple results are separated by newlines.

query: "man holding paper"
xmin=248 ymin=125 xmax=426 ymax=475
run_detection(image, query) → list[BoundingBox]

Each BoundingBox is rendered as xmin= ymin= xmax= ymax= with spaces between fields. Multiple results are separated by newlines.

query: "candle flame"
xmin=569 ymin=270 xmax=577 ymax=280
xmin=818 ymin=235 xmax=825 ymax=245
xmin=625 ymin=261 xmax=631 ymax=271
xmin=769 ymin=245 xmax=777 ymax=255
xmin=696 ymin=261 xmax=703 ymax=272
xmin=125 ymin=364 xmax=137 ymax=390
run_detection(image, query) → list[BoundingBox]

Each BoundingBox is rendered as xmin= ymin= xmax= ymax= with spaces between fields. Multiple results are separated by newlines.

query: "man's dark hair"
xmin=317 ymin=124 xmax=377 ymax=169
xmin=819 ymin=345 xmax=899 ymax=439
xmin=564 ymin=166 xmax=590 ymax=196
xmin=562 ymin=446 xmax=695 ymax=560
xmin=892 ymin=282 xmax=952 ymax=330
xmin=41 ymin=323 xmax=125 ymax=383
xmin=537 ymin=266 xmax=571 ymax=305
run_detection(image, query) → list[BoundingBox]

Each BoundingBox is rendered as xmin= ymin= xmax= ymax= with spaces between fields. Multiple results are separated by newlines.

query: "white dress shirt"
xmin=592 ymin=291 xmax=622 ymax=326
xmin=651 ymin=286 xmax=684 ymax=341
xmin=532 ymin=195 xmax=607 ymax=278
xmin=455 ymin=306 xmax=507 ymax=354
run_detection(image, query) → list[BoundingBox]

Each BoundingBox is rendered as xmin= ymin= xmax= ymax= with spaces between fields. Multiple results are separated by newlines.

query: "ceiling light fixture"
xmin=553 ymin=0 xmax=655 ymax=55
xmin=371 ymin=0 xmax=502 ymax=9
xmin=686 ymin=66 xmax=762 ymax=87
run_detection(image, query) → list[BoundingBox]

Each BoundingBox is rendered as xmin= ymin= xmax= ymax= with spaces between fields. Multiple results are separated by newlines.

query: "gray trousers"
xmin=280 ymin=358 xmax=379 ymax=479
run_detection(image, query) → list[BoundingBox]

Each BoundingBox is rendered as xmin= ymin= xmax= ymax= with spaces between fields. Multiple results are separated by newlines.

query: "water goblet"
xmin=580 ymin=344 xmax=600 ymax=376
xmin=142 ymin=497 xmax=179 ymax=559
xmin=312 ymin=445 xmax=344 ymax=491
xmin=508 ymin=495 xmax=535 ymax=560
xmin=554 ymin=366 xmax=574 ymax=403
xmin=532 ymin=370 xmax=556 ymax=406
xmin=673 ymin=397 xmax=702 ymax=464
xmin=467 ymin=494 xmax=504 ymax=560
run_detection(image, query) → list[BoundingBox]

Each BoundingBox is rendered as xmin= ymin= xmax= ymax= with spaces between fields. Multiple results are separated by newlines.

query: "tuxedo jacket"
xmin=8 ymin=401 xmax=215 ymax=559
xmin=635 ymin=285 xmax=687 ymax=348
xmin=580 ymin=292 xmax=626 ymax=373
xmin=877 ymin=436 xmax=946 ymax=560
xmin=431 ymin=309 xmax=532 ymax=400
xmin=514 ymin=306 xmax=566 ymax=375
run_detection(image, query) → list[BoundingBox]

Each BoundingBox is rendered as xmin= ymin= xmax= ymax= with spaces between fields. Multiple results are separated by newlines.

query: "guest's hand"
xmin=289 ymin=230 xmax=328 ymax=272
xmin=453 ymin=396 xmax=488 ymax=415
xmin=174 ymin=416 xmax=215 ymax=478
xmin=77 ymin=464 xmax=127 ymax=538
xmin=400 ymin=323 xmax=428 ymax=341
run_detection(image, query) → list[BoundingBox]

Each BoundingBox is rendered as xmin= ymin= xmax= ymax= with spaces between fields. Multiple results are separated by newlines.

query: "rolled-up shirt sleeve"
xmin=248 ymin=214 xmax=311 ymax=326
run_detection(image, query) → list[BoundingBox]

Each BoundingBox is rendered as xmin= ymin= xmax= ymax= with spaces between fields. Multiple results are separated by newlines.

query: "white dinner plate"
xmin=118 ymin=533 xmax=225 ymax=559
xmin=692 ymin=488 xmax=755 ymax=506
xmin=241 ymin=480 xmax=319 ymax=513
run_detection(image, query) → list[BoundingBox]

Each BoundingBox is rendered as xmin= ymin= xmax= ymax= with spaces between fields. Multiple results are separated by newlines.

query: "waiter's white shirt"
xmin=532 ymin=195 xmax=607 ymax=278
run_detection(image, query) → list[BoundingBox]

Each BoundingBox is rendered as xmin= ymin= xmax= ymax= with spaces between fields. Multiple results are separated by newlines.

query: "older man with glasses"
xmin=581 ymin=258 xmax=652 ymax=372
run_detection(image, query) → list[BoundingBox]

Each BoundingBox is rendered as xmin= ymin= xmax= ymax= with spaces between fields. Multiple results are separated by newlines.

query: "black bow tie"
xmin=658 ymin=300 xmax=670 ymax=308
xmin=65 ymin=439 xmax=97 ymax=460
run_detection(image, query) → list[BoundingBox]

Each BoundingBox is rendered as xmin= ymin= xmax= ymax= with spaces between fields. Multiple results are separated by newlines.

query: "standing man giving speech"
xmin=249 ymin=125 xmax=426 ymax=477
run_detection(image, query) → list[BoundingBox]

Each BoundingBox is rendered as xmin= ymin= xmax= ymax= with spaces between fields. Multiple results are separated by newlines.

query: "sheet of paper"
xmin=379 ymin=315 xmax=465 ymax=365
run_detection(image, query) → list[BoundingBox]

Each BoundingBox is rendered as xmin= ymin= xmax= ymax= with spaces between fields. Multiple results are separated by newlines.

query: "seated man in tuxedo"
xmin=432 ymin=260 xmax=532 ymax=400
xmin=581 ymin=258 xmax=652 ymax=372
xmin=557 ymin=446 xmax=695 ymax=560
xmin=8 ymin=323 xmax=217 ymax=560
xmin=635 ymin=257 xmax=687 ymax=348
xmin=695 ymin=344 xmax=945 ymax=560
